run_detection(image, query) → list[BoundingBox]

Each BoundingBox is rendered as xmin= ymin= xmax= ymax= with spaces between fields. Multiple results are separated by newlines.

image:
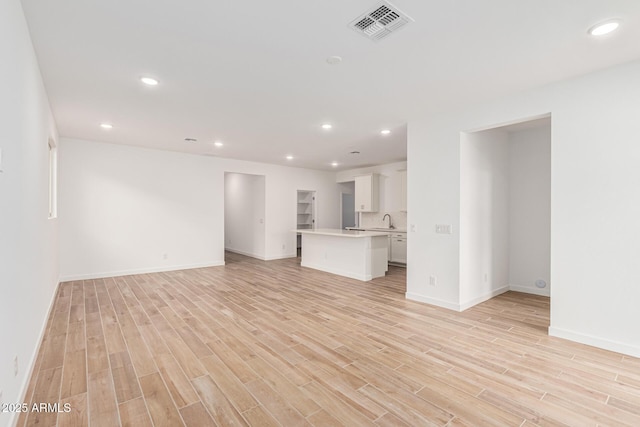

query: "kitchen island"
xmin=296 ymin=228 xmax=389 ymax=281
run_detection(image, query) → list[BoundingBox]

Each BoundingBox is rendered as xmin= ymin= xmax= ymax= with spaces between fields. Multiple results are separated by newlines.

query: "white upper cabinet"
xmin=399 ymin=170 xmax=407 ymax=212
xmin=355 ymin=173 xmax=379 ymax=212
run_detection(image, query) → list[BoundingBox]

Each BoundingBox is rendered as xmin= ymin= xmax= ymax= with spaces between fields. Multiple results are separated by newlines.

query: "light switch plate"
xmin=435 ymin=224 xmax=452 ymax=234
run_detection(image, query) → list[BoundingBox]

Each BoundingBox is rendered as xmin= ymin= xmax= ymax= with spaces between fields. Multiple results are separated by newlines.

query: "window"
xmin=48 ymin=138 xmax=57 ymax=218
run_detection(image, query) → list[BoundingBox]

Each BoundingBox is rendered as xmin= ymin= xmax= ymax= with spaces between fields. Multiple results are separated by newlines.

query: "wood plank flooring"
xmin=16 ymin=252 xmax=640 ymax=426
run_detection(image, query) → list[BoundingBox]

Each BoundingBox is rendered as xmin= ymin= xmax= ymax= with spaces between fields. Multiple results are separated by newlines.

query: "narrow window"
xmin=48 ymin=138 xmax=57 ymax=218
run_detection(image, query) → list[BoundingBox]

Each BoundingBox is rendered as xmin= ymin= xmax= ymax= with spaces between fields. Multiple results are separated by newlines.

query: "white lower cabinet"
xmin=389 ymin=232 xmax=407 ymax=264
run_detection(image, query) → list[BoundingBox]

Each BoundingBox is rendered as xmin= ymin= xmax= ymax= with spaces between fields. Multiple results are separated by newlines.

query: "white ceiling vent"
xmin=349 ymin=1 xmax=414 ymax=42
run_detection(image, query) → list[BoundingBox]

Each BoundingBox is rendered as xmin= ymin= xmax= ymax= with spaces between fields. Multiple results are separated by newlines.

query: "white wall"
xmin=59 ymin=139 xmax=224 ymax=279
xmin=59 ymin=138 xmax=340 ymax=279
xmin=407 ymin=59 xmax=640 ymax=357
xmin=338 ymin=182 xmax=355 ymax=195
xmin=508 ymin=126 xmax=551 ymax=296
xmin=224 ymin=173 xmax=266 ymax=259
xmin=459 ymin=129 xmax=510 ymax=308
xmin=0 ymin=0 xmax=60 ymax=425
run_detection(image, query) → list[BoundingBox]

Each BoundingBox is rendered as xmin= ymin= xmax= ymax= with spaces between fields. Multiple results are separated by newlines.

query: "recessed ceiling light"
xmin=331 ymin=162 xmax=339 ymax=167
xmin=214 ymin=141 xmax=224 ymax=147
xmin=589 ymin=20 xmax=621 ymax=36
xmin=100 ymin=123 xmax=113 ymax=129
xmin=140 ymin=76 xmax=159 ymax=86
xmin=326 ymin=56 xmax=342 ymax=65
xmin=286 ymin=155 xmax=294 ymax=160
xmin=321 ymin=123 xmax=332 ymax=130
xmin=381 ymin=129 xmax=391 ymax=135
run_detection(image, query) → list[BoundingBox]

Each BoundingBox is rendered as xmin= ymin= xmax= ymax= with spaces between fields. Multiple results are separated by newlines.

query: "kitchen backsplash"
xmin=360 ymin=211 xmax=407 ymax=230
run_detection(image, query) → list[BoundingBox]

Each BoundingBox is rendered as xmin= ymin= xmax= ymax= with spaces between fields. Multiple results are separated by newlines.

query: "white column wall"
xmin=406 ymin=113 xmax=463 ymax=310
xmin=459 ymin=129 xmax=510 ymax=308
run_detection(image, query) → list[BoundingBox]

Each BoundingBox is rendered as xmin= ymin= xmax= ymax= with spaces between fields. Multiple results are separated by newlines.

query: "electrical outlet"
xmin=410 ymin=224 xmax=417 ymax=232
xmin=162 ymin=253 xmax=168 ymax=260
xmin=429 ymin=275 xmax=437 ymax=286
xmin=484 ymin=273 xmax=488 ymax=282
xmin=282 ymin=244 xmax=286 ymax=250
xmin=14 ymin=355 xmax=18 ymax=376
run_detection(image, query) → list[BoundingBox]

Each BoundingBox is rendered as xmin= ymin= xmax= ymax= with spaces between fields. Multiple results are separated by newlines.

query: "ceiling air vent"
xmin=349 ymin=1 xmax=414 ymax=42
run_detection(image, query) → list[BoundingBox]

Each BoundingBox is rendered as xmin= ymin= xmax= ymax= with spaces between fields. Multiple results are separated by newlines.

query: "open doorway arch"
xmin=459 ymin=115 xmax=551 ymax=310
xmin=224 ymin=172 xmax=266 ymax=260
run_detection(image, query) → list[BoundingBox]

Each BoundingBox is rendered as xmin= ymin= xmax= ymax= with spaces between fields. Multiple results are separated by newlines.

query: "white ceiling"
xmin=20 ymin=0 xmax=640 ymax=170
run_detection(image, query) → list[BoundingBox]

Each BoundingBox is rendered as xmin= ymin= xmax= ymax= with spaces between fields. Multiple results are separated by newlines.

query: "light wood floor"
xmin=18 ymin=252 xmax=640 ymax=426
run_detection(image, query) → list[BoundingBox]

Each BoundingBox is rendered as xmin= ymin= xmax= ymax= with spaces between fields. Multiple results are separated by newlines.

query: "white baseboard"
xmin=459 ymin=285 xmax=510 ymax=311
xmin=549 ymin=326 xmax=640 ymax=358
xmin=264 ymin=253 xmax=297 ymax=261
xmin=226 ymin=247 xmax=296 ymax=261
xmin=405 ymin=292 xmax=461 ymax=311
xmin=509 ymin=284 xmax=550 ymax=297
xmin=225 ymin=247 xmax=266 ymax=260
xmin=58 ymin=260 xmax=225 ymax=282
xmin=301 ymin=262 xmax=372 ymax=282
xmin=12 ymin=280 xmax=60 ymax=427
xmin=407 ymin=284 xmax=548 ymax=313
xmin=407 ymin=286 xmax=510 ymax=312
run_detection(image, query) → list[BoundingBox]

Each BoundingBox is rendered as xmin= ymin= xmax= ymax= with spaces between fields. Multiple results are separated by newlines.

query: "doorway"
xmin=339 ymin=180 xmax=356 ymax=229
xmin=339 ymin=181 xmax=357 ymax=229
xmin=341 ymin=193 xmax=356 ymax=229
xmin=224 ymin=172 xmax=266 ymax=261
xmin=459 ymin=115 xmax=551 ymax=309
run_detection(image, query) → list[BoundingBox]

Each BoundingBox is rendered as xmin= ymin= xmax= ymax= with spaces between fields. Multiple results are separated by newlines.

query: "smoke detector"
xmin=349 ymin=1 xmax=414 ymax=42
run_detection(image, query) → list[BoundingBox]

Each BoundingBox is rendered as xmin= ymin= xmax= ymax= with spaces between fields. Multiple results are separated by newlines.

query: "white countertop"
xmin=296 ymin=228 xmax=390 ymax=238
xmin=345 ymin=227 xmax=407 ymax=233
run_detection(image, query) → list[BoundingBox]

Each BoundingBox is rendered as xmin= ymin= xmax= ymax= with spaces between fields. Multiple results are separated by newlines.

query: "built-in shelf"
xmin=297 ymin=190 xmax=316 ymax=248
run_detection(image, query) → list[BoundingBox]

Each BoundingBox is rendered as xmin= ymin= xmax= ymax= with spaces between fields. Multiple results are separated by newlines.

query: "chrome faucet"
xmin=382 ymin=213 xmax=394 ymax=229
